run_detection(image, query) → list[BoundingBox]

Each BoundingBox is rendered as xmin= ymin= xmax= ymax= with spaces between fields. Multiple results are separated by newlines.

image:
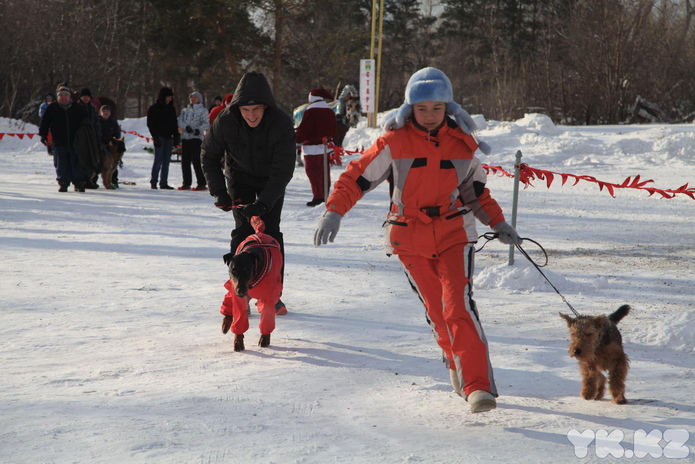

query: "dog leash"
xmin=478 ymin=233 xmax=582 ymax=317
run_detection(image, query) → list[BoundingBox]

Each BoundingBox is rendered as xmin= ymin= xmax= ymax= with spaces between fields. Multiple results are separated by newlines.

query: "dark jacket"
xmin=74 ymin=116 xmax=102 ymax=174
xmin=99 ymin=117 xmax=122 ymax=145
xmin=147 ymin=87 xmax=178 ymax=139
xmin=201 ymin=72 xmax=296 ymax=208
xmin=38 ymin=102 xmax=87 ymax=147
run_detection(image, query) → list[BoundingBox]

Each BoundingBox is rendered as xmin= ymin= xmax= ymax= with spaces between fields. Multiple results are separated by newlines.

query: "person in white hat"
xmin=296 ymin=88 xmax=337 ymax=206
xmin=314 ymin=67 xmax=520 ymax=414
xmin=177 ymin=91 xmax=209 ymax=190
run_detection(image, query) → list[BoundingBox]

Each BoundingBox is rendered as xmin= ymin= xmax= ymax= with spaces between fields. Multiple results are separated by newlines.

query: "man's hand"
xmin=239 ymin=201 xmax=269 ymax=219
xmin=214 ymin=192 xmax=234 ymax=212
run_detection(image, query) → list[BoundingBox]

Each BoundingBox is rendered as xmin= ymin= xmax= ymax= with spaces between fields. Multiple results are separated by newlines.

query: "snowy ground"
xmin=1 ymin=114 xmax=694 ymax=464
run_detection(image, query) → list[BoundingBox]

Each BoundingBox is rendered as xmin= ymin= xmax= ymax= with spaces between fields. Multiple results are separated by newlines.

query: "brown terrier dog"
xmin=560 ymin=305 xmax=630 ymax=404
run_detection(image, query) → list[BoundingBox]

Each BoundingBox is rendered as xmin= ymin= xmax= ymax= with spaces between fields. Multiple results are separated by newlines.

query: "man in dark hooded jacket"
xmin=201 ymin=71 xmax=296 ymax=314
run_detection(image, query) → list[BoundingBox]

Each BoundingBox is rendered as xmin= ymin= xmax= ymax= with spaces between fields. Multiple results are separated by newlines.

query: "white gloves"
xmin=314 ymin=211 xmax=343 ymax=246
xmin=492 ymin=221 xmax=521 ymax=245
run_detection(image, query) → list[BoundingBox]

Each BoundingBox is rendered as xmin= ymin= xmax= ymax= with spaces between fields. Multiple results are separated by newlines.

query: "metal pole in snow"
xmin=508 ymin=150 xmax=523 ymax=266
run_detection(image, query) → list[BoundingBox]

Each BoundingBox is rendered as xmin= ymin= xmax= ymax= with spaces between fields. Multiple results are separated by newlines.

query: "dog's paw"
xmin=259 ymin=334 xmax=270 ymax=348
xmin=222 ymin=315 xmax=233 ymax=334
xmin=234 ymin=334 xmax=245 ymax=352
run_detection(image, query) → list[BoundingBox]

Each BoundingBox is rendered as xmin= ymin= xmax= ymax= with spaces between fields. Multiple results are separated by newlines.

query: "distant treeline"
xmin=2 ymin=0 xmax=694 ymax=125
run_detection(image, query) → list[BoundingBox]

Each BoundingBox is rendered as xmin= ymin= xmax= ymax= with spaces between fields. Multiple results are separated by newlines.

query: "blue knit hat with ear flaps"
xmin=382 ymin=67 xmax=491 ymax=154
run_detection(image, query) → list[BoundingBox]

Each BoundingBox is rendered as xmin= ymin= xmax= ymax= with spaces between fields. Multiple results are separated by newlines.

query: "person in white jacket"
xmin=177 ymin=91 xmax=210 ymax=190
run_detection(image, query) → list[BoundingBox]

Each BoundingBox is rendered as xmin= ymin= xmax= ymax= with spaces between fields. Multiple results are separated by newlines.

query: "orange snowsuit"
xmin=220 ymin=230 xmax=283 ymax=336
xmin=326 ymin=119 xmax=504 ymax=398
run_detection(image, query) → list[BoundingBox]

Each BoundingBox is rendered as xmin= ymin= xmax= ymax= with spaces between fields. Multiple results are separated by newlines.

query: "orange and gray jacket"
xmin=326 ymin=119 xmax=505 ymax=258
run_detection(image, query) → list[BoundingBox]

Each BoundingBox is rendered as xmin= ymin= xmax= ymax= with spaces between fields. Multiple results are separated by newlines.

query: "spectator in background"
xmin=39 ymin=84 xmax=88 ymax=192
xmin=209 ymin=95 xmax=223 ymax=112
xmin=38 ymin=93 xmax=55 ymax=155
xmin=75 ymin=88 xmax=102 ymax=189
xmin=209 ymin=93 xmax=233 ymax=124
xmin=147 ymin=87 xmax=179 ymax=190
xmin=334 ymin=85 xmax=362 ymax=147
xmin=177 ymin=91 xmax=209 ymax=190
xmin=295 ymin=88 xmax=337 ymax=207
xmin=39 ymin=93 xmax=54 ymax=119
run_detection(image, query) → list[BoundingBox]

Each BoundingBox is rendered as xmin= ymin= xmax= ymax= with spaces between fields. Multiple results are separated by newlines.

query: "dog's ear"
xmin=559 ymin=312 xmax=574 ymax=326
xmin=223 ymin=252 xmax=234 ymax=266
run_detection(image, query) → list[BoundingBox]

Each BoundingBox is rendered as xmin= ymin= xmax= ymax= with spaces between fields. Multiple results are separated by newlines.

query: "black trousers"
xmin=181 ymin=138 xmax=206 ymax=187
xmin=228 ymin=181 xmax=285 ymax=279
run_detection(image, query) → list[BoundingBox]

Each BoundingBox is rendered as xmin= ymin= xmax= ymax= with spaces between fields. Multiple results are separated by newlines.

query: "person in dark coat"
xmin=74 ymin=88 xmax=102 ymax=188
xmin=147 ymin=87 xmax=179 ymax=189
xmin=39 ymin=84 xmax=89 ymax=192
xmin=201 ymin=71 xmax=296 ymax=314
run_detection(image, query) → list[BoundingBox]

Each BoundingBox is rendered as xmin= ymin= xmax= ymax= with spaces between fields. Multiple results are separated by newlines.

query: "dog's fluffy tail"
xmin=609 ymin=304 xmax=631 ymax=324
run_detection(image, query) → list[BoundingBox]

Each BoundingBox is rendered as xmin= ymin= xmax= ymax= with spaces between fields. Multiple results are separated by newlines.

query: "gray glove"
xmin=314 ymin=211 xmax=342 ymax=246
xmin=492 ymin=221 xmax=521 ymax=245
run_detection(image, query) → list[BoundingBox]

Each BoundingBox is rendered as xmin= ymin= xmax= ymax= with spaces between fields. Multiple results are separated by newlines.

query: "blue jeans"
xmin=53 ymin=146 xmax=85 ymax=186
xmin=151 ymin=136 xmax=172 ymax=186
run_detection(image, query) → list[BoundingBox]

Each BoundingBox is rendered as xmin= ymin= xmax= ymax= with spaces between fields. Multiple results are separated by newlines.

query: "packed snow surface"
xmin=1 ymin=113 xmax=694 ymax=463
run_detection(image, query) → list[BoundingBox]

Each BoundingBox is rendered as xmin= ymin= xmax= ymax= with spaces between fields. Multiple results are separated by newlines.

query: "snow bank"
xmin=628 ymin=310 xmax=695 ymax=352
xmin=476 ymin=262 xmax=580 ymax=293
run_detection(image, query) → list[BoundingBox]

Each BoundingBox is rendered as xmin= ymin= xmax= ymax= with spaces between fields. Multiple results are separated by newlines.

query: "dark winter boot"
xmin=259 ymin=334 xmax=271 ymax=348
xmin=58 ymin=183 xmax=68 ymax=192
xmin=306 ymin=198 xmax=325 ymax=207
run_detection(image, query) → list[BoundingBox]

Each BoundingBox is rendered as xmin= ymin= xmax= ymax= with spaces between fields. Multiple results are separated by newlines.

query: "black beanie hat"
xmin=80 ymin=88 xmax=92 ymax=97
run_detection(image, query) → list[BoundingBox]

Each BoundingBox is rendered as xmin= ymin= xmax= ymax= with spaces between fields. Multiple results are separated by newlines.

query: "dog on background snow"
xmin=560 ymin=304 xmax=631 ymax=404
xmin=220 ymin=216 xmax=283 ymax=352
xmin=100 ymin=138 xmax=125 ymax=189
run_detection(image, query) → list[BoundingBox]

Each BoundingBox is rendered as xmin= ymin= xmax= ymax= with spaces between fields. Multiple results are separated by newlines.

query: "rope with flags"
xmin=0 ymin=130 xmax=152 ymax=143
xmin=2 ymin=131 xmax=691 ymax=199
xmin=483 ymin=163 xmax=695 ymax=200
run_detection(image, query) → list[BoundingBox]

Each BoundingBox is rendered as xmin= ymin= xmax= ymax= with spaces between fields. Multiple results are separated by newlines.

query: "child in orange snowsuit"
xmin=313 ymin=67 xmax=521 ymax=414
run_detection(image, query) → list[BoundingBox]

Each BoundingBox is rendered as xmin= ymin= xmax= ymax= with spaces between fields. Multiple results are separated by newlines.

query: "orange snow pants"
xmin=221 ymin=280 xmax=276 ymax=336
xmin=399 ymin=243 xmax=497 ymax=399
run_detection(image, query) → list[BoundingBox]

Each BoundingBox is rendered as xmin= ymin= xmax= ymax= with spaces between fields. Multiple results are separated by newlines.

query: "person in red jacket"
xmin=209 ymin=93 xmax=233 ymax=124
xmin=313 ymin=67 xmax=521 ymax=414
xmin=295 ymin=88 xmax=337 ymax=206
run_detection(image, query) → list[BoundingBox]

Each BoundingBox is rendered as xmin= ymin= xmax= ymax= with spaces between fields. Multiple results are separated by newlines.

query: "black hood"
xmin=157 ymin=87 xmax=174 ymax=103
xmin=231 ymin=72 xmax=276 ymax=108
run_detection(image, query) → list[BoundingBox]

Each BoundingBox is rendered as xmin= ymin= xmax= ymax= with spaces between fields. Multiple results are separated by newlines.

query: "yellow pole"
xmin=375 ymin=0 xmax=385 ymax=128
xmin=369 ymin=0 xmax=377 ymax=127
